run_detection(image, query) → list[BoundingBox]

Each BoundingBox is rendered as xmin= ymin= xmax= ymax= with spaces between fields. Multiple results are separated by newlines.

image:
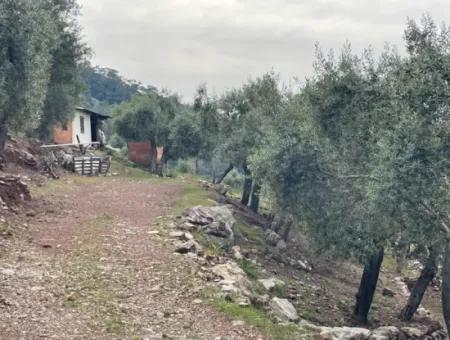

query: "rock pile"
xmin=180 ymin=205 xmax=235 ymax=249
xmin=1 ymin=137 xmax=40 ymax=170
xmin=210 ymin=261 xmax=252 ymax=305
xmin=0 ymin=175 xmax=31 ymax=210
xmin=169 ymin=205 xmax=446 ymax=339
xmin=317 ymin=323 xmax=446 ymax=340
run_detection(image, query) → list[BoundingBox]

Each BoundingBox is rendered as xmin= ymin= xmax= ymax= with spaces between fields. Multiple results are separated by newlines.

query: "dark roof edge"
xmin=76 ymin=106 xmax=111 ymax=119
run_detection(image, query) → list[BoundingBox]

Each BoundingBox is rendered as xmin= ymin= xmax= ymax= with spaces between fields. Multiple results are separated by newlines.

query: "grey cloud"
xmin=78 ymin=0 xmax=450 ymax=100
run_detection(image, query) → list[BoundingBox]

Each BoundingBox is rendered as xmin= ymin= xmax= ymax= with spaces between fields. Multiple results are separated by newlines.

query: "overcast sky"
xmin=79 ymin=0 xmax=449 ymax=100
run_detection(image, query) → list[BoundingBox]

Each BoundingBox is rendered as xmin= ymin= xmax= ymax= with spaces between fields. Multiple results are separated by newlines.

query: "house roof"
xmin=76 ymin=107 xmax=111 ymax=120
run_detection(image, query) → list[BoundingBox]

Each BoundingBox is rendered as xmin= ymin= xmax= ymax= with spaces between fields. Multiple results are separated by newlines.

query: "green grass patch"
xmin=174 ymin=182 xmax=215 ymax=215
xmin=382 ymin=255 xmax=398 ymax=272
xmin=205 ymin=242 xmax=223 ymax=257
xmin=273 ymin=283 xmax=287 ymax=298
xmin=109 ymin=159 xmax=153 ymax=180
xmin=204 ymin=289 xmax=309 ymax=340
xmin=234 ymin=221 xmax=264 ymax=244
xmin=238 ymin=259 xmax=261 ymax=279
xmin=382 ymin=254 xmax=415 ymax=277
xmin=298 ymin=306 xmax=321 ymax=323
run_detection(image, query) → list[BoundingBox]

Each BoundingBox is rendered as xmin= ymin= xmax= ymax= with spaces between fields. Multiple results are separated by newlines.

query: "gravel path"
xmin=0 ymin=177 xmax=264 ymax=339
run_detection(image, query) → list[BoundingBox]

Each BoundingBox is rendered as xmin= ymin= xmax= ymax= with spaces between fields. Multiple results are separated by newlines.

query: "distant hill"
xmin=82 ymin=65 xmax=156 ymax=110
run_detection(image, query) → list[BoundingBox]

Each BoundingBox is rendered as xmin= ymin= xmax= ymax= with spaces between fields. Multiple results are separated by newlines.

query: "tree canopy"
xmin=0 ymin=0 xmax=88 ymax=148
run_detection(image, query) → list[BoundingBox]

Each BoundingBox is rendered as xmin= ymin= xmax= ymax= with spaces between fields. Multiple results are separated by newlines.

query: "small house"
xmin=53 ymin=107 xmax=110 ymax=145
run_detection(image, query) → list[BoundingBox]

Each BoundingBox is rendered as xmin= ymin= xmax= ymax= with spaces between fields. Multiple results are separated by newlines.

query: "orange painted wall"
xmin=54 ymin=120 xmax=73 ymax=144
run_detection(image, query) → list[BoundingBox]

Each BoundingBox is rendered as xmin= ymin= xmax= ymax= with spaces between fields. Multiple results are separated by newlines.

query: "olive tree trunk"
xmin=442 ymin=241 xmax=450 ymax=333
xmin=400 ymin=248 xmax=438 ymax=321
xmin=215 ymin=163 xmax=233 ymax=184
xmin=241 ymin=163 xmax=252 ymax=206
xmin=250 ymin=182 xmax=261 ymax=213
xmin=0 ymin=113 xmax=7 ymax=153
xmin=149 ymin=140 xmax=158 ymax=174
xmin=354 ymin=249 xmax=384 ymax=324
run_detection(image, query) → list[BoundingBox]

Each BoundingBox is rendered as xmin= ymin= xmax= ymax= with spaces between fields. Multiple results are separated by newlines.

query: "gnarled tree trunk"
xmin=215 ymin=163 xmax=233 ymax=184
xmin=400 ymin=248 xmax=438 ymax=321
xmin=0 ymin=113 xmax=8 ymax=153
xmin=250 ymin=182 xmax=261 ymax=213
xmin=354 ymin=248 xmax=384 ymax=324
xmin=442 ymin=241 xmax=450 ymax=334
xmin=241 ymin=163 xmax=252 ymax=206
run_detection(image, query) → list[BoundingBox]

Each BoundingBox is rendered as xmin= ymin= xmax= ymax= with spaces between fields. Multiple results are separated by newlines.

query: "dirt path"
xmin=0 ymin=177 xmax=264 ymax=339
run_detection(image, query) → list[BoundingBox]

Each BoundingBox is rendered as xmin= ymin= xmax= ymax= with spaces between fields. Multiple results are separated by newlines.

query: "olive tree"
xmin=0 ymin=0 xmax=57 ymax=150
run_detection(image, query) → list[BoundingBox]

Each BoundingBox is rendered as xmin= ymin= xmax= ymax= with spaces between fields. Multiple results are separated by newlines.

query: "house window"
xmin=80 ymin=116 xmax=85 ymax=134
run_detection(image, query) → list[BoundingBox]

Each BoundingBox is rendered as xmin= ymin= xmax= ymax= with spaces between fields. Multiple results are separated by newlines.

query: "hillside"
xmin=0 ymin=143 xmax=446 ymax=340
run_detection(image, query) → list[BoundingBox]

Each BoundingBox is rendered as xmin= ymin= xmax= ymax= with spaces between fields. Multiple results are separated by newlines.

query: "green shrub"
xmin=108 ymin=134 xmax=126 ymax=149
xmin=223 ymin=169 xmax=244 ymax=189
xmin=238 ymin=259 xmax=260 ymax=279
xmin=175 ymin=159 xmax=195 ymax=174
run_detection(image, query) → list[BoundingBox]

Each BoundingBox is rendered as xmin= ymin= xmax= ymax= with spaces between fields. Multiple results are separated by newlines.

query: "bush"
xmin=175 ymin=159 xmax=195 ymax=174
xmin=223 ymin=169 xmax=244 ymax=190
xmin=108 ymin=134 xmax=126 ymax=149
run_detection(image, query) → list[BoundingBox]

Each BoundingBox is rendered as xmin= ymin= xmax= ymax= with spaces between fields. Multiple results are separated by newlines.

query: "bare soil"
xmin=0 ymin=176 xmax=264 ymax=339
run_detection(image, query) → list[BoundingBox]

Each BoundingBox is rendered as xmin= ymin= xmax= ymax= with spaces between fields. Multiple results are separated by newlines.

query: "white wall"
xmin=72 ymin=110 xmax=92 ymax=144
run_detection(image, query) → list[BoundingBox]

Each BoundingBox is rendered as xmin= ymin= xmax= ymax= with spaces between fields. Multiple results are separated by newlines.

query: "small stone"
xmin=320 ymin=326 xmax=371 ymax=340
xmin=264 ymin=230 xmax=282 ymax=246
xmin=0 ymin=268 xmax=15 ymax=276
xmin=400 ymin=327 xmax=426 ymax=338
xmin=193 ymin=299 xmax=203 ymax=304
xmin=276 ymin=240 xmax=287 ymax=250
xmin=232 ymin=320 xmax=246 ymax=327
xmin=231 ymin=246 xmax=243 ymax=260
xmin=258 ymin=277 xmax=286 ymax=291
xmin=381 ymin=287 xmax=395 ymax=297
xmin=174 ymin=240 xmax=203 ymax=255
xmin=269 ymin=297 xmax=299 ymax=322
xmin=369 ymin=326 xmax=399 ymax=340
xmin=169 ymin=231 xmax=185 ymax=238
xmin=297 ymin=260 xmax=312 ymax=272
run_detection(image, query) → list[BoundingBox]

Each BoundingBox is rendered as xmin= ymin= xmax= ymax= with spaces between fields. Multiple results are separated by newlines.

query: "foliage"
xmin=113 ymin=92 xmax=181 ymax=145
xmin=38 ymin=0 xmax=89 ymax=139
xmin=82 ymin=65 xmax=156 ymax=105
xmin=205 ymin=289 xmax=309 ymax=340
xmin=169 ymin=110 xmax=203 ymax=160
xmin=223 ymin=169 xmax=245 ymax=190
xmin=0 ymin=0 xmax=88 ymax=146
xmin=238 ymin=259 xmax=260 ymax=279
xmin=108 ymin=134 xmax=126 ymax=149
xmin=0 ymin=0 xmax=55 ymax=147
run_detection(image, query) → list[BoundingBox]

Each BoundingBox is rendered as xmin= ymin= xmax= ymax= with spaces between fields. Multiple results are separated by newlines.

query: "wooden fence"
xmin=73 ymin=156 xmax=111 ymax=176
